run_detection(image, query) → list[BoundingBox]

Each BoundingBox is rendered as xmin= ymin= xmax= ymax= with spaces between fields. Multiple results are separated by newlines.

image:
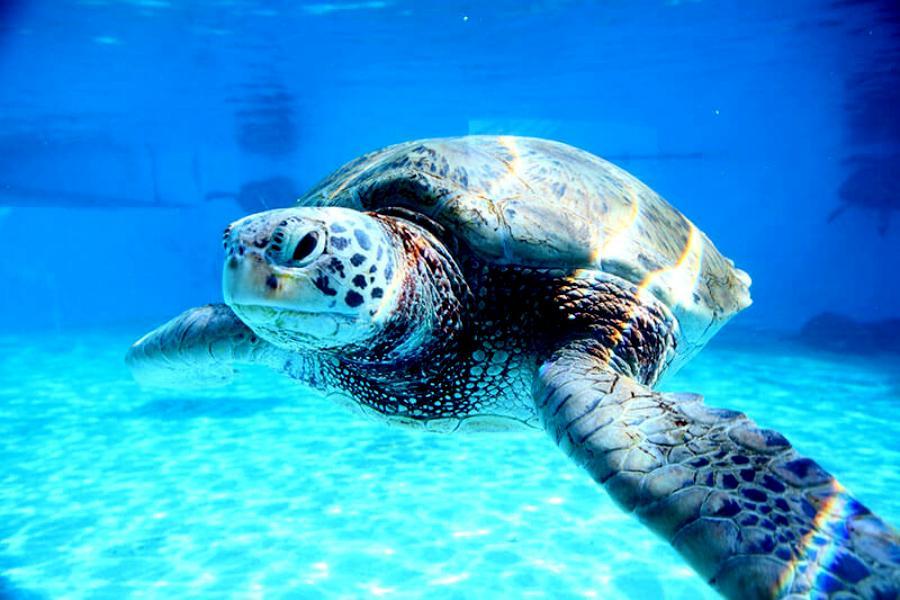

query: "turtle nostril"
xmin=291 ymin=231 xmax=320 ymax=263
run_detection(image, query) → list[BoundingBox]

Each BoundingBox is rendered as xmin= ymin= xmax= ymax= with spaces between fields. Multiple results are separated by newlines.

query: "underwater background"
xmin=1 ymin=0 xmax=898 ymax=598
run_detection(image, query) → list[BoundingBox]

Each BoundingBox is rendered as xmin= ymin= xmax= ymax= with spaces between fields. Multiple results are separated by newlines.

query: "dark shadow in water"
xmin=793 ymin=312 xmax=900 ymax=356
xmin=230 ymin=79 xmax=299 ymax=158
xmin=827 ymin=154 xmax=900 ymax=235
xmin=829 ymin=0 xmax=900 ymax=235
xmin=205 ymin=175 xmax=299 ymax=214
xmin=127 ymin=395 xmax=288 ymax=420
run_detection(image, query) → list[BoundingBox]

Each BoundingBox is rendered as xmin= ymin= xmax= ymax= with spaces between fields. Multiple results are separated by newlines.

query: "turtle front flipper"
xmin=126 ymin=304 xmax=282 ymax=388
xmin=534 ymin=345 xmax=900 ymax=599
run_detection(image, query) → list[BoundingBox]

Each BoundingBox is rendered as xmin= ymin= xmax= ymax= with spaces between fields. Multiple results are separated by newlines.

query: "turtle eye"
xmin=291 ymin=231 xmax=320 ymax=263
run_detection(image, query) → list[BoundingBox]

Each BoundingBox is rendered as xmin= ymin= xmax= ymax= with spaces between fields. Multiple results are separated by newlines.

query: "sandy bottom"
xmin=1 ymin=328 xmax=898 ymax=599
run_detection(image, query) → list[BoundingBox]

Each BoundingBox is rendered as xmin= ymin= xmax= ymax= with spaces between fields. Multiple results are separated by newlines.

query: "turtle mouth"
xmin=230 ymin=303 xmax=357 ymax=324
xmin=229 ymin=302 xmax=365 ymax=348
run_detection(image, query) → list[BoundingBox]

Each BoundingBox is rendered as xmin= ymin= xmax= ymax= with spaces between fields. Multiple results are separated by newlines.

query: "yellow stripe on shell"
xmin=637 ymin=220 xmax=704 ymax=308
xmin=496 ymin=136 xmax=534 ymax=193
xmin=590 ymin=183 xmax=642 ymax=264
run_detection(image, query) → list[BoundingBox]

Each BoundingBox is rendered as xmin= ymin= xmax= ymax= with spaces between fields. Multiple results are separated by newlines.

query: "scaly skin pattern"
xmin=534 ymin=286 xmax=900 ymax=599
xmin=279 ymin=241 xmax=684 ymax=433
xmin=128 ymin=246 xmax=900 ymax=598
xmin=126 ymin=240 xmax=681 ymax=432
xmin=127 ymin=304 xmax=280 ymax=387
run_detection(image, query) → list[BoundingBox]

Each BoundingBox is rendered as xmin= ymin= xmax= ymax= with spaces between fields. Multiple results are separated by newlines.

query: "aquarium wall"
xmin=1 ymin=0 xmax=898 ymax=333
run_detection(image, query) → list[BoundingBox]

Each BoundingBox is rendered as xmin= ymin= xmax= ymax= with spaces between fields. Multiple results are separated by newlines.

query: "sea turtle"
xmin=127 ymin=136 xmax=899 ymax=598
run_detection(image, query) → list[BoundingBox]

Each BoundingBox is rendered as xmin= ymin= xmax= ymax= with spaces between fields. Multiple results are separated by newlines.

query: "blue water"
xmin=1 ymin=0 xmax=899 ymax=598
xmin=1 ymin=331 xmax=898 ymax=598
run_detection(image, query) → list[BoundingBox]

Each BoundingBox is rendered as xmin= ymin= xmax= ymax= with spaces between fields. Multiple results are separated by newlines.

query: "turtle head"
xmin=222 ymin=207 xmax=407 ymax=352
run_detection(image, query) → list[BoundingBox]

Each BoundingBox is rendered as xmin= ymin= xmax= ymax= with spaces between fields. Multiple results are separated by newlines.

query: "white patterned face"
xmin=222 ymin=207 xmax=404 ymax=350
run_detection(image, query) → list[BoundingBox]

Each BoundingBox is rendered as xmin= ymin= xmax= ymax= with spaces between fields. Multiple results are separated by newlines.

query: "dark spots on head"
xmin=352 ymin=274 xmax=367 ymax=289
xmin=376 ymin=245 xmax=383 ymax=260
xmin=313 ymin=273 xmax=337 ymax=296
xmin=384 ymin=263 xmax=393 ymax=281
xmin=775 ymin=547 xmax=791 ymax=562
xmin=350 ymin=253 xmax=366 ymax=267
xmin=253 ymin=238 xmax=268 ymax=248
xmin=354 ymin=229 xmax=372 ymax=250
xmin=266 ymin=274 xmax=278 ymax=290
xmin=369 ymin=265 xmax=377 ymax=273
xmin=371 ymin=287 xmax=383 ymax=299
xmin=732 ymin=455 xmax=750 ymax=465
xmin=345 ymin=290 xmax=364 ymax=308
xmin=238 ymin=245 xmax=245 ymax=256
xmin=330 ymin=223 xmax=346 ymax=233
xmin=331 ymin=237 xmax=350 ymax=250
xmin=328 ymin=258 xmax=346 ymax=278
xmin=740 ymin=468 xmax=755 ymax=482
xmin=721 ymin=474 xmax=739 ymax=489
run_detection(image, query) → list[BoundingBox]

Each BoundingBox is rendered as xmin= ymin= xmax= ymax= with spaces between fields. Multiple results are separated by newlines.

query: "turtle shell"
xmin=298 ymin=136 xmax=752 ymax=356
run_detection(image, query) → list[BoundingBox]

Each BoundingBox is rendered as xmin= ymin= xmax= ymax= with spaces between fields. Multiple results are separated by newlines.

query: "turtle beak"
xmin=221 ymin=210 xmax=347 ymax=316
xmin=221 ymin=237 xmax=330 ymax=312
xmin=222 ymin=249 xmax=275 ymax=306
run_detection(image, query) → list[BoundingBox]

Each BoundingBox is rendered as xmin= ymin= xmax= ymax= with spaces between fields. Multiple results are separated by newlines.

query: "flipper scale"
xmin=535 ymin=346 xmax=900 ymax=599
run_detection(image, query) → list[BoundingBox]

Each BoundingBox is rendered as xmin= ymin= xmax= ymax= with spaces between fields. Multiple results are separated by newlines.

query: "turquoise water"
xmin=2 ymin=329 xmax=897 ymax=598
xmin=1 ymin=1 xmax=899 ymax=597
